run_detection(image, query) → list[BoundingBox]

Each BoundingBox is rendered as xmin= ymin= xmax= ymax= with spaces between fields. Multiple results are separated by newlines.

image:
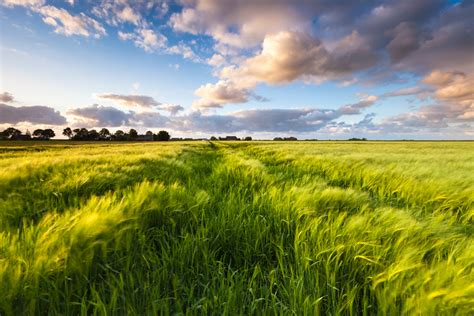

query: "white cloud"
xmin=170 ymin=0 xmax=315 ymax=49
xmin=167 ymin=43 xmax=201 ymax=62
xmin=116 ymin=5 xmax=141 ymax=25
xmin=118 ymin=28 xmax=167 ymax=52
xmin=0 ymin=0 xmax=44 ymax=8
xmin=368 ymin=70 xmax=474 ymax=133
xmin=37 ymin=5 xmax=106 ymax=38
xmin=192 ymin=80 xmax=268 ymax=109
xmin=207 ymin=53 xmax=226 ymax=67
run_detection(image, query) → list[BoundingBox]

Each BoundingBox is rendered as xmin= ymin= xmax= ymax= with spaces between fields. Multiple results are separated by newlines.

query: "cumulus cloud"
xmin=194 ymin=31 xmax=377 ymax=108
xmin=172 ymin=0 xmax=472 ymax=108
xmin=36 ymin=5 xmax=106 ymax=38
xmin=118 ymin=28 xmax=167 ymax=52
xmin=338 ymin=96 xmax=378 ymax=115
xmin=219 ymin=31 xmax=369 ymax=86
xmin=378 ymin=103 xmax=472 ymax=133
xmin=377 ymin=1 xmax=474 ymax=73
xmin=116 ymin=5 xmax=140 ymax=25
xmin=167 ymin=42 xmax=201 ymax=62
xmin=0 ymin=92 xmax=14 ymax=103
xmin=0 ymin=103 xmax=67 ymax=125
xmin=160 ymin=104 xmax=184 ymax=115
xmin=423 ymin=70 xmax=474 ymax=102
xmin=130 ymin=111 xmax=169 ymax=127
xmin=1 ymin=1 xmax=106 ymax=38
xmin=422 ymin=70 xmax=474 ymax=120
xmin=193 ymin=80 xmax=252 ymax=108
xmin=170 ymin=0 xmax=317 ymax=49
xmin=0 ymin=0 xmax=44 ymax=8
xmin=192 ymin=79 xmax=270 ymax=109
xmin=224 ymin=30 xmax=376 ymax=85
xmin=68 ymin=104 xmax=132 ymax=127
xmin=225 ymin=31 xmax=331 ymax=85
xmin=92 ymin=0 xmax=168 ymax=27
xmin=386 ymin=22 xmax=424 ymax=63
xmin=95 ymin=93 xmax=161 ymax=109
xmin=368 ymin=70 xmax=474 ymax=133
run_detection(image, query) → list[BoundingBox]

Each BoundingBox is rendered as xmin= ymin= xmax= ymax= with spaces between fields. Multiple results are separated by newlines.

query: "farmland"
xmin=0 ymin=141 xmax=473 ymax=315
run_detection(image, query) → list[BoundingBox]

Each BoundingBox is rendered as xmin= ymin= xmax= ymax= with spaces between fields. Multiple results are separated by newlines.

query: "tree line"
xmin=0 ymin=127 xmax=171 ymax=141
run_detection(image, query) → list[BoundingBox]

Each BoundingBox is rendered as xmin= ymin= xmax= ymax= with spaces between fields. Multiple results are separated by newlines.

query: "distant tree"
xmin=73 ymin=128 xmax=81 ymax=136
xmin=32 ymin=129 xmax=54 ymax=140
xmin=244 ymin=136 xmax=252 ymax=141
xmin=156 ymin=130 xmax=170 ymax=141
xmin=88 ymin=129 xmax=99 ymax=140
xmin=32 ymin=129 xmax=44 ymax=139
xmin=72 ymin=128 xmax=90 ymax=140
xmin=99 ymin=128 xmax=111 ymax=140
xmin=114 ymin=130 xmax=125 ymax=141
xmin=63 ymin=127 xmax=73 ymax=139
xmin=129 ymin=129 xmax=138 ymax=139
xmin=273 ymin=137 xmax=283 ymax=141
xmin=210 ymin=136 xmax=217 ymax=141
xmin=43 ymin=129 xmax=55 ymax=139
xmin=145 ymin=131 xmax=153 ymax=136
xmin=2 ymin=127 xmax=22 ymax=139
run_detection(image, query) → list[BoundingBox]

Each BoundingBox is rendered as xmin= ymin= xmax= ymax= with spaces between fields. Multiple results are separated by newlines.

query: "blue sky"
xmin=0 ymin=0 xmax=472 ymax=139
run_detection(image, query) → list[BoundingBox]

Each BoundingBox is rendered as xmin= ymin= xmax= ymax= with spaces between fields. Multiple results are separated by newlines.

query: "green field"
xmin=0 ymin=141 xmax=473 ymax=315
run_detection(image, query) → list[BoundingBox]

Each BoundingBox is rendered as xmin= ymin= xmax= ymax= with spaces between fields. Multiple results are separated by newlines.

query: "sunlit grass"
xmin=0 ymin=141 xmax=472 ymax=314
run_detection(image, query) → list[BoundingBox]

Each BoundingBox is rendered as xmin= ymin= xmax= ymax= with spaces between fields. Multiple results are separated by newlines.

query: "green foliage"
xmin=0 ymin=141 xmax=472 ymax=315
xmin=156 ymin=130 xmax=171 ymax=141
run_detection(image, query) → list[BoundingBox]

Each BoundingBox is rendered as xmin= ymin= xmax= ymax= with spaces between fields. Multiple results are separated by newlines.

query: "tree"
xmin=129 ymin=129 xmax=138 ymax=139
xmin=2 ymin=127 xmax=22 ymax=139
xmin=43 ymin=129 xmax=55 ymax=140
xmin=156 ymin=130 xmax=170 ymax=141
xmin=99 ymin=128 xmax=111 ymax=140
xmin=244 ymin=136 xmax=252 ymax=141
xmin=210 ymin=136 xmax=217 ymax=141
xmin=145 ymin=131 xmax=153 ymax=136
xmin=88 ymin=129 xmax=99 ymax=140
xmin=72 ymin=128 xmax=89 ymax=140
xmin=114 ymin=130 xmax=125 ymax=141
xmin=63 ymin=127 xmax=73 ymax=139
xmin=32 ymin=129 xmax=45 ymax=139
xmin=32 ymin=129 xmax=54 ymax=140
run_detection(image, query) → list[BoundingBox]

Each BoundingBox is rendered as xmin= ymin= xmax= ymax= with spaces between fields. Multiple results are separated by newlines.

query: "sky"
xmin=0 ymin=0 xmax=473 ymax=139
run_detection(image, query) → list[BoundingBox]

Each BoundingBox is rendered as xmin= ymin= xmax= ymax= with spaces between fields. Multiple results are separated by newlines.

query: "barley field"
xmin=0 ymin=141 xmax=473 ymax=315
